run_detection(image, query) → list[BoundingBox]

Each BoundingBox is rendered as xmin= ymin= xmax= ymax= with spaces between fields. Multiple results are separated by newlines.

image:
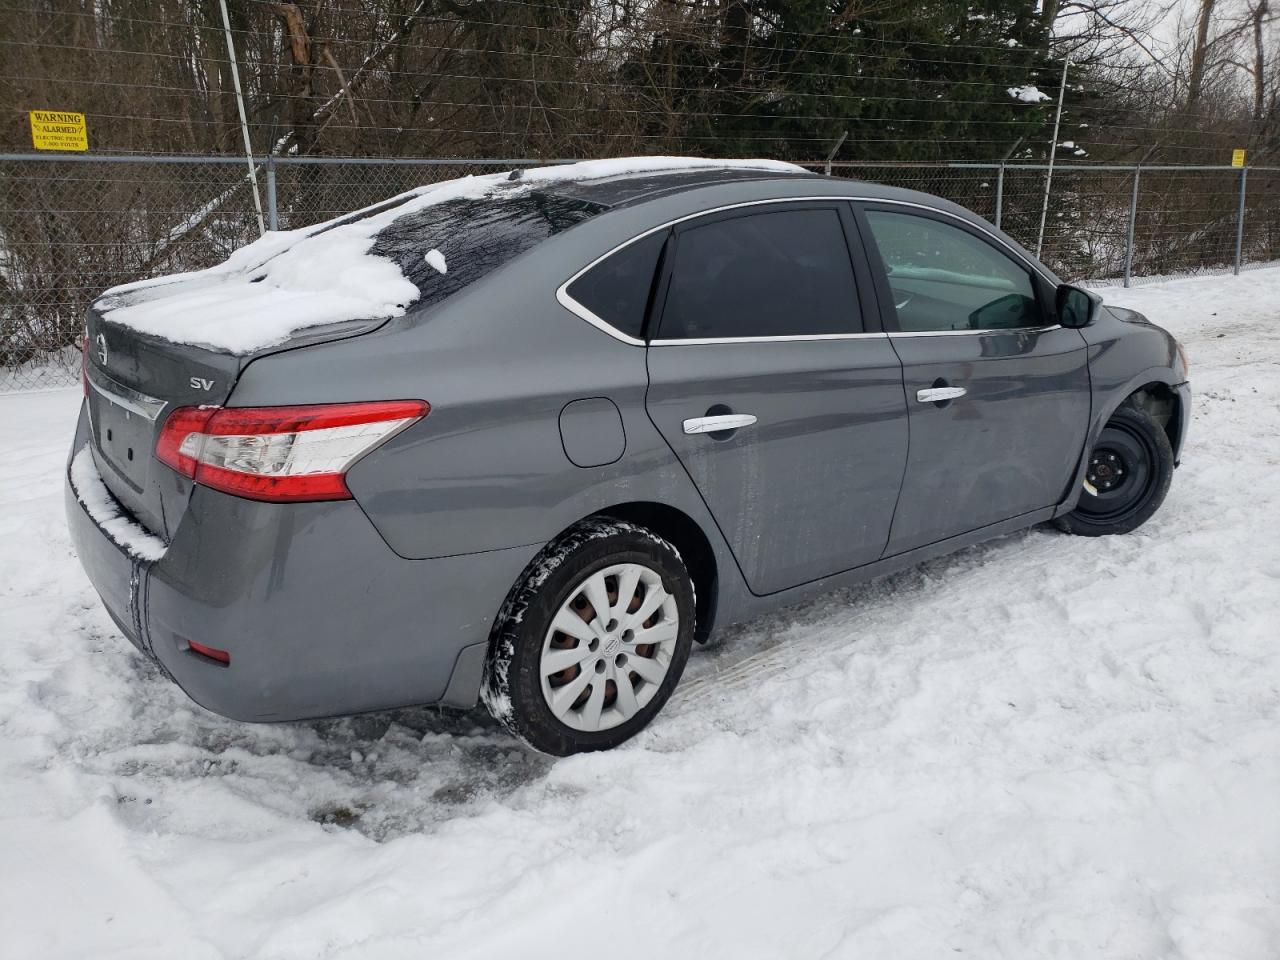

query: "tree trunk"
xmin=1252 ymin=0 xmax=1268 ymax=121
xmin=1187 ymin=0 xmax=1216 ymax=104
xmin=273 ymin=3 xmax=320 ymax=154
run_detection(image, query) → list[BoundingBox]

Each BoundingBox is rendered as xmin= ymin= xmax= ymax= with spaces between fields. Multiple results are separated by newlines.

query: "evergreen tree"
xmin=635 ymin=0 xmax=1059 ymax=163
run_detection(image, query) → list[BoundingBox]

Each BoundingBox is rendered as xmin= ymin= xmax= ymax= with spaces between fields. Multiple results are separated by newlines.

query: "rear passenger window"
xmin=659 ymin=207 xmax=861 ymax=340
xmin=565 ymin=229 xmax=666 ymax=340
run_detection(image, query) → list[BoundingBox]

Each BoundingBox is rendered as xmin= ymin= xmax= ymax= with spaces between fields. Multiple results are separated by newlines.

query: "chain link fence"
xmin=3 ymin=153 xmax=1278 ymax=391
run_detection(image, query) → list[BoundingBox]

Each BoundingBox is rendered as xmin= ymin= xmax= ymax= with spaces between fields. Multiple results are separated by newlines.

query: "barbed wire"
xmin=0 ymin=24 xmax=1144 ymax=83
xmin=0 ymin=105 xmax=1249 ymax=159
xmin=0 ymin=3 xmax=1074 ymax=71
xmin=0 ymin=41 xmax=1064 ymax=96
xmin=233 ymin=0 xmax=1077 ymax=56
xmin=0 ymin=64 xmax=1072 ymax=106
xmin=0 ymin=74 xmax=1101 ymax=123
xmin=0 ymin=73 xmax=1253 ymax=153
xmin=0 ymin=45 xmax=1248 ymax=157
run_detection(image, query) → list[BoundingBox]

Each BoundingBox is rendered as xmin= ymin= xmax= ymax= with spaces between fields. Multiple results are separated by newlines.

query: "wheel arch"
xmin=1124 ymin=380 xmax=1182 ymax=459
xmin=589 ymin=501 xmax=719 ymax=643
xmin=1057 ymin=367 xmax=1183 ymax=517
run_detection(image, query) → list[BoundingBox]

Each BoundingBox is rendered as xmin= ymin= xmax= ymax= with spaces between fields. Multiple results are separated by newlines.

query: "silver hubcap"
xmin=540 ymin=562 xmax=679 ymax=732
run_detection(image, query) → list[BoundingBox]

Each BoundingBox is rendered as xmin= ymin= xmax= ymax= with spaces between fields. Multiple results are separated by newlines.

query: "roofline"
xmin=536 ymin=168 xmax=821 ymax=209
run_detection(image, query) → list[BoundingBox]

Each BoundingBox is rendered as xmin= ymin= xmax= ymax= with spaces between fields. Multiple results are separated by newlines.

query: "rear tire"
xmin=481 ymin=519 xmax=695 ymax=756
xmin=1056 ymin=402 xmax=1174 ymax=537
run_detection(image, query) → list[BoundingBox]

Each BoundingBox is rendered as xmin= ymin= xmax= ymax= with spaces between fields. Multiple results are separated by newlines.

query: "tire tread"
xmin=481 ymin=518 xmax=693 ymax=755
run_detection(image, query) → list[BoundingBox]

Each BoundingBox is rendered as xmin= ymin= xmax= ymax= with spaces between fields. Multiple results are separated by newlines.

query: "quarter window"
xmin=658 ymin=207 xmax=861 ymax=340
xmin=565 ymin=229 xmax=666 ymax=340
xmin=863 ymin=210 xmax=1044 ymax=332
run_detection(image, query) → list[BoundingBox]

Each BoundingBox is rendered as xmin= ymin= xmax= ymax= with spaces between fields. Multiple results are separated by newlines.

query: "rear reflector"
xmin=187 ymin=640 xmax=231 ymax=665
xmin=156 ymin=400 xmax=428 ymax=503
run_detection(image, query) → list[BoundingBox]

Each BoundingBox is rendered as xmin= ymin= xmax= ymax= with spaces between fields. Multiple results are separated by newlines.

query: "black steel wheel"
xmin=1056 ymin=402 xmax=1174 ymax=537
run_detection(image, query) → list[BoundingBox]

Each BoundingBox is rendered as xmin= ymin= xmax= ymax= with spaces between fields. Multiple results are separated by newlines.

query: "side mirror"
xmin=1056 ymin=283 xmax=1101 ymax=328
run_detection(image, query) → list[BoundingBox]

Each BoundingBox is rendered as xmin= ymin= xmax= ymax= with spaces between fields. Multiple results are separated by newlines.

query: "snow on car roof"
xmin=95 ymin=157 xmax=807 ymax=355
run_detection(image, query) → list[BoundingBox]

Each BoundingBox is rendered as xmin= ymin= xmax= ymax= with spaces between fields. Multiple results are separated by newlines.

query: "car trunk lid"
xmin=83 ymin=301 xmax=383 ymax=540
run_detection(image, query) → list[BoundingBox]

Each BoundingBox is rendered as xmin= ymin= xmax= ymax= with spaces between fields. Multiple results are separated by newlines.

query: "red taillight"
xmin=155 ymin=406 xmax=217 ymax=477
xmin=81 ymin=334 xmax=89 ymax=397
xmin=156 ymin=400 xmax=428 ymax=503
xmin=187 ymin=640 xmax=231 ymax=665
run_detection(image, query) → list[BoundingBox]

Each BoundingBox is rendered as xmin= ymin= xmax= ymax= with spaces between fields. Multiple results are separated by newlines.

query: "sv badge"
xmin=190 ymin=377 xmax=216 ymax=391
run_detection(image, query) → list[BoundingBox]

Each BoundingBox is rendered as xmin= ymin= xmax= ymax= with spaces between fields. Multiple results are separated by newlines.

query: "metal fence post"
xmin=994 ymin=138 xmax=1022 ymax=231
xmin=265 ymin=155 xmax=279 ymax=231
xmin=823 ymin=131 xmax=848 ymax=176
xmin=1234 ymin=166 xmax=1248 ymax=275
xmin=994 ymin=165 xmax=1004 ymax=230
xmin=1035 ymin=58 xmax=1070 ymax=259
xmin=1123 ymin=164 xmax=1141 ymax=288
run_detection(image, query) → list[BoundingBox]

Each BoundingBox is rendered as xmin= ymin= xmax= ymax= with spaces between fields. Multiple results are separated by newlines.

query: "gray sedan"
xmin=67 ymin=161 xmax=1190 ymax=755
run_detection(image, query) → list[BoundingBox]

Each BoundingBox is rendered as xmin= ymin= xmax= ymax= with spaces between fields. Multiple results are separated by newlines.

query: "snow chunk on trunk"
xmin=96 ymin=156 xmax=808 ymax=356
xmin=69 ymin=447 xmax=167 ymax=562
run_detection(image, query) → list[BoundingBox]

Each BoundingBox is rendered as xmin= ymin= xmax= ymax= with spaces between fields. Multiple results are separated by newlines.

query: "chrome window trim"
xmin=86 ymin=364 xmax=167 ymax=422
xmin=889 ymin=324 xmax=1063 ymax=338
xmin=651 ymin=332 xmax=887 ymax=346
xmin=555 ymin=195 xmax=1058 ymax=346
xmin=650 ymin=325 xmax=1063 ymax=345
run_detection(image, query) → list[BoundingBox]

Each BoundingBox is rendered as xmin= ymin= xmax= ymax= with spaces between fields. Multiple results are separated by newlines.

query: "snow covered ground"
xmin=2 ymin=269 xmax=1278 ymax=959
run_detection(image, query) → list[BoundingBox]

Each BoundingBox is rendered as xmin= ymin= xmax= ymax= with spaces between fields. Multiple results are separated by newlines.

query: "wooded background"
xmin=2 ymin=0 xmax=1277 ymax=164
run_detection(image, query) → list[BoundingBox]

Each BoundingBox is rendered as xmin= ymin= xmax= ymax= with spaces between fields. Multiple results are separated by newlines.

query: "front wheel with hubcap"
xmin=481 ymin=519 xmax=695 ymax=756
xmin=1056 ymin=401 xmax=1174 ymax=537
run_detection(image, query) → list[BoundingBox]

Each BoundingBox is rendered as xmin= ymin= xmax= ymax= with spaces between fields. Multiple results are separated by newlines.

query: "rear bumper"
xmin=65 ymin=471 xmax=148 ymax=654
xmin=65 ymin=412 xmax=541 ymax=722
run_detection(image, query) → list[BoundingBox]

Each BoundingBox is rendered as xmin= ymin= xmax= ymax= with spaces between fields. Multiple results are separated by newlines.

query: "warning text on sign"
xmin=29 ymin=110 xmax=88 ymax=152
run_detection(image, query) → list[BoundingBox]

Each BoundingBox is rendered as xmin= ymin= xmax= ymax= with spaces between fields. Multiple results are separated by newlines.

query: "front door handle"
xmin=683 ymin=414 xmax=757 ymax=435
xmin=916 ymin=386 xmax=967 ymax=403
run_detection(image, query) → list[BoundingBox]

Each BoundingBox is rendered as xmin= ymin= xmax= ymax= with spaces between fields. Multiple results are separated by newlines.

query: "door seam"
xmin=879 ymin=332 xmax=913 ymax=561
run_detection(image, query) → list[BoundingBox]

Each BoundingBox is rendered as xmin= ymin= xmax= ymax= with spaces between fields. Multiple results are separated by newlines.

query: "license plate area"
xmin=90 ymin=395 xmax=154 ymax=493
xmin=85 ymin=365 xmax=169 ymax=532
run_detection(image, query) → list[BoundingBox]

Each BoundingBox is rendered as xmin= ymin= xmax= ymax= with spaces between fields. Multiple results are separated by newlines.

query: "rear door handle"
xmin=916 ymin=386 xmax=967 ymax=403
xmin=683 ymin=414 xmax=757 ymax=435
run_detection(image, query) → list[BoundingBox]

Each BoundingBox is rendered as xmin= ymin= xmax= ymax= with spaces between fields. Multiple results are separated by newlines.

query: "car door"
xmin=855 ymin=203 xmax=1092 ymax=555
xmin=642 ymin=201 xmax=909 ymax=595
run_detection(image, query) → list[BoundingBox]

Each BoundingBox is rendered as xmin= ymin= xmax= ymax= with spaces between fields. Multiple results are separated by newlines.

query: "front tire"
xmin=1056 ymin=402 xmax=1174 ymax=537
xmin=481 ymin=519 xmax=695 ymax=756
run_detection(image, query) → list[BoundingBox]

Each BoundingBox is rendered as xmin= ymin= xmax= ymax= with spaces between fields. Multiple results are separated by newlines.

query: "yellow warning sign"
xmin=1231 ymin=148 xmax=1246 ymax=168
xmin=29 ymin=110 xmax=88 ymax=152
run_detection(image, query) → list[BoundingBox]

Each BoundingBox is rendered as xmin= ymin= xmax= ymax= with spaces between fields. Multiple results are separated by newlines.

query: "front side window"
xmin=863 ymin=210 xmax=1044 ymax=332
xmin=658 ymin=206 xmax=861 ymax=340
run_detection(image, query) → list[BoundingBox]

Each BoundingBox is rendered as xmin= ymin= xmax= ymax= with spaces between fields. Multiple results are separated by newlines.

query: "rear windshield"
xmin=369 ymin=192 xmax=605 ymax=310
